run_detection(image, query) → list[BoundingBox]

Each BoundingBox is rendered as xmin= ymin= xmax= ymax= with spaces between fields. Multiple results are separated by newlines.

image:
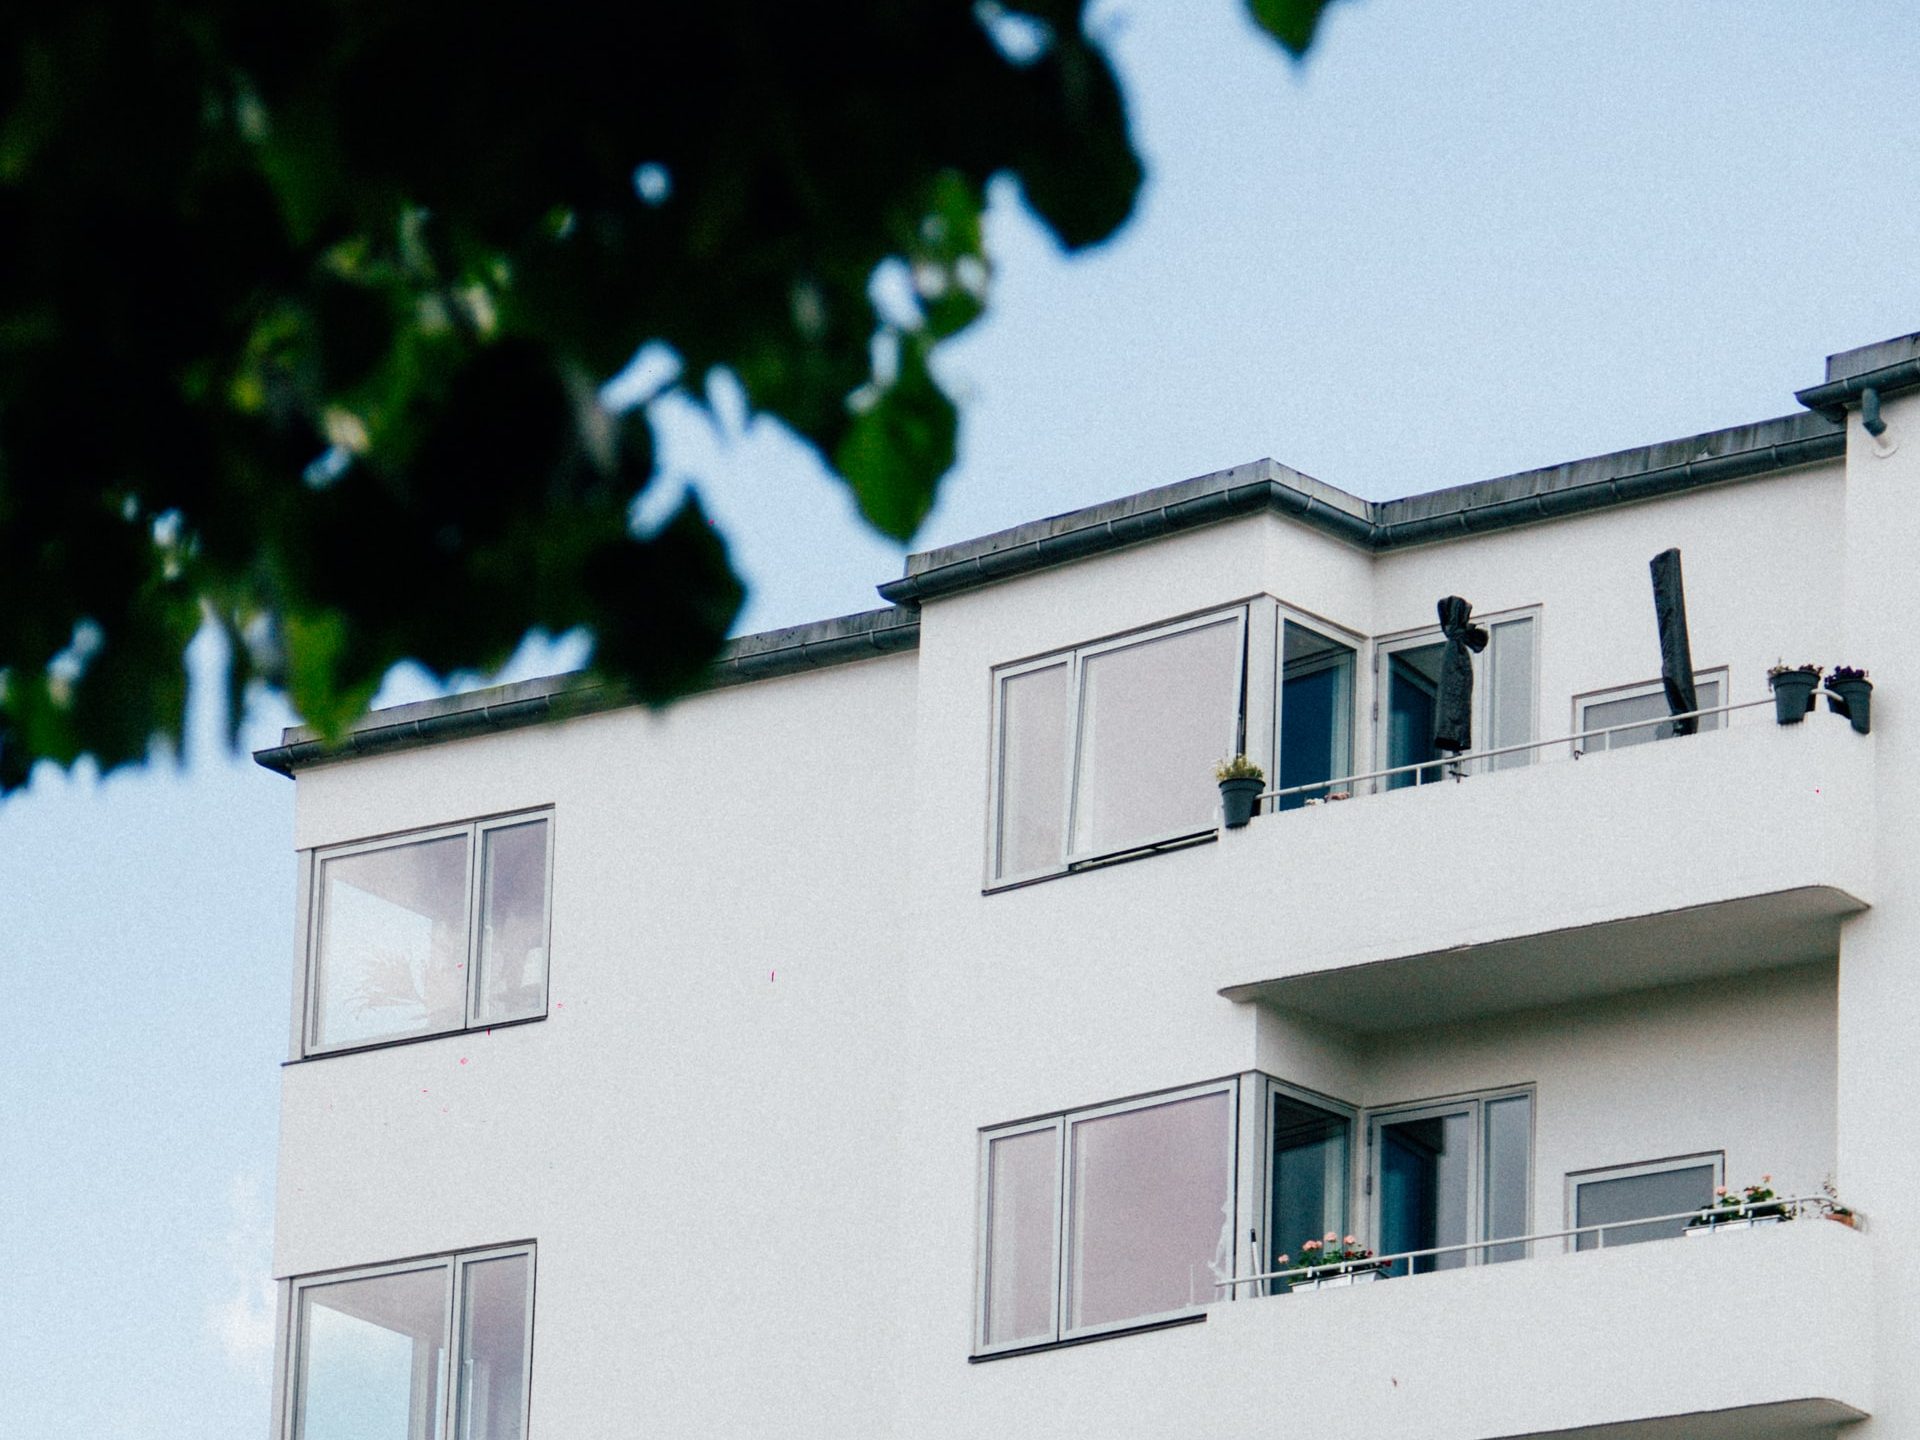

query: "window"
xmin=284 ymin=1245 xmax=534 ymax=1440
xmin=989 ymin=611 xmax=1246 ymax=882
xmin=977 ymin=1080 xmax=1238 ymax=1352
xmin=1576 ymin=670 xmax=1727 ymax=753
xmin=1275 ymin=622 xmax=1356 ymax=809
xmin=306 ymin=811 xmax=553 ymax=1056
xmin=1265 ymin=1084 xmax=1353 ymax=1290
xmin=1568 ymin=1154 xmax=1721 ymax=1250
xmin=1378 ymin=611 xmax=1538 ymax=785
xmin=1369 ymin=1090 xmax=1531 ymax=1274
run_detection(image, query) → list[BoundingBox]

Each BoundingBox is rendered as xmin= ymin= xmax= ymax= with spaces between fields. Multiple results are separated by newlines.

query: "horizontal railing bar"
xmin=1216 ymin=1194 xmax=1832 ymax=1289
xmin=1256 ymin=695 xmax=1787 ymax=803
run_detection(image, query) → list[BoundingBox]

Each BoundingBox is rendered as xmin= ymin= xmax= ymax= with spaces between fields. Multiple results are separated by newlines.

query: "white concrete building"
xmin=256 ymin=330 xmax=1920 ymax=1440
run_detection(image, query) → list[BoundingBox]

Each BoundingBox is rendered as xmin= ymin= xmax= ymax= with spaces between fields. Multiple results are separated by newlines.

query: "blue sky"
xmin=7 ymin=2 xmax=1920 ymax=1433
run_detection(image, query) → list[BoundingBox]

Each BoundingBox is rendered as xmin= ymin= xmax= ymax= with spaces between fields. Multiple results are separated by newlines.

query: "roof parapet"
xmin=252 ymin=605 xmax=920 ymax=777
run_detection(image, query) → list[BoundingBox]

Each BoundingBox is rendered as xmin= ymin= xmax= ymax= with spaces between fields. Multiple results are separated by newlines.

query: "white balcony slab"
xmin=1217 ymin=711 xmax=1872 ymax=1030
xmin=955 ymin=1218 xmax=1870 ymax=1440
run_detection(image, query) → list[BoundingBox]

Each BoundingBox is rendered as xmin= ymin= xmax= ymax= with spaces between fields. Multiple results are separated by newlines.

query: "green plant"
xmin=1214 ymin=754 xmax=1265 ymax=783
xmin=1768 ymin=661 xmax=1823 ymax=678
xmin=1688 ymin=1176 xmax=1791 ymax=1227
xmin=1277 ymin=1232 xmax=1383 ymax=1276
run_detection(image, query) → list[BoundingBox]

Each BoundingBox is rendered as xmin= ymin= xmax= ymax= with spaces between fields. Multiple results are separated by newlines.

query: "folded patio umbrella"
xmin=1433 ymin=595 xmax=1487 ymax=754
xmin=1650 ymin=548 xmax=1698 ymax=737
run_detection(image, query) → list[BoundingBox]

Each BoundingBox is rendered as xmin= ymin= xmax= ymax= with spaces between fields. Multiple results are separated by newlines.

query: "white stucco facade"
xmin=259 ymin=333 xmax=1920 ymax=1439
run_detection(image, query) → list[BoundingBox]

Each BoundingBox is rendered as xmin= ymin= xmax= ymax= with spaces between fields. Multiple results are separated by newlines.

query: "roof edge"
xmin=252 ymin=606 xmax=920 ymax=778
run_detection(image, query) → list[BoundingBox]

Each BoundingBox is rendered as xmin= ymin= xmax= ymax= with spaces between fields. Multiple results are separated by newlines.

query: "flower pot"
xmin=1290 ymin=1268 xmax=1382 ymax=1292
xmin=1769 ymin=671 xmax=1818 ymax=724
xmin=1827 ymin=677 xmax=1873 ymax=735
xmin=1684 ymin=1213 xmax=1787 ymax=1236
xmin=1218 ymin=776 xmax=1264 ymax=829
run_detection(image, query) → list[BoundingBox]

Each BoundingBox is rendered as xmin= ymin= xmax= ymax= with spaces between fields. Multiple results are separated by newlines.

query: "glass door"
xmin=1382 ymin=643 xmax=1447 ymax=789
xmin=1277 ymin=622 xmax=1355 ymax=809
xmin=1267 ymin=1087 xmax=1352 ymax=1291
xmin=1370 ymin=1092 xmax=1531 ymax=1274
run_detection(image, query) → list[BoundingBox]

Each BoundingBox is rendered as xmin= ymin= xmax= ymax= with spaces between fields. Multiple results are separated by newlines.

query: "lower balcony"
xmin=1208 ymin=1215 xmax=1870 ymax=1440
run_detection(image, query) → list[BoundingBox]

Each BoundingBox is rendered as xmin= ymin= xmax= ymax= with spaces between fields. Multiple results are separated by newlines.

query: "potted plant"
xmin=1825 ymin=666 xmax=1873 ymax=735
xmin=1819 ymin=1177 xmax=1860 ymax=1229
xmin=1767 ymin=663 xmax=1822 ymax=724
xmin=1279 ymin=1233 xmax=1389 ymax=1291
xmin=1215 ymin=755 xmax=1266 ymax=829
xmin=1685 ymin=1176 xmax=1792 ymax=1235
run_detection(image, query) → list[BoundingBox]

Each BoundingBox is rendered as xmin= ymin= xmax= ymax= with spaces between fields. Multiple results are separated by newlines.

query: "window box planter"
xmin=1290 ymin=1266 xmax=1385 ymax=1292
xmin=1769 ymin=666 xmax=1820 ymax=724
xmin=1684 ymin=1212 xmax=1787 ymax=1236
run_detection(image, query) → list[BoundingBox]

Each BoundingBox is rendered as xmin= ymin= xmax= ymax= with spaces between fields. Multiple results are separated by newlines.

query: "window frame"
xmin=1365 ymin=1084 xmax=1535 ymax=1269
xmin=1564 ymin=1151 xmax=1724 ymax=1247
xmin=281 ymin=1242 xmax=536 ymax=1440
xmin=1272 ymin=611 xmax=1364 ymax=807
xmin=1257 ymin=1076 xmax=1358 ymax=1292
xmin=974 ymin=1076 xmax=1242 ymax=1355
xmin=1373 ymin=606 xmax=1542 ymax=780
xmin=1571 ymin=668 xmax=1730 ymax=754
xmin=985 ymin=607 xmax=1249 ymax=888
xmin=300 ymin=808 xmax=555 ymax=1059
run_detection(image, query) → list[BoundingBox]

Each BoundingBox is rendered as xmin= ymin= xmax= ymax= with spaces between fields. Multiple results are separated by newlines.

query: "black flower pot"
xmin=1219 ymin=777 xmax=1264 ymax=829
xmin=1770 ymin=671 xmax=1818 ymax=725
xmin=1827 ymin=677 xmax=1873 ymax=735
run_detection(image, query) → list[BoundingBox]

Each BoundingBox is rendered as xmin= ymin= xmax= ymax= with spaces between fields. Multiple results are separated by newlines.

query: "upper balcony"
xmin=1215 ymin=702 xmax=1872 ymax=1031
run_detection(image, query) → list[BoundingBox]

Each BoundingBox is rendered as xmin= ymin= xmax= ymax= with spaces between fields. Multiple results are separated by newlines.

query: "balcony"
xmin=1216 ymin=704 xmax=1872 ymax=1030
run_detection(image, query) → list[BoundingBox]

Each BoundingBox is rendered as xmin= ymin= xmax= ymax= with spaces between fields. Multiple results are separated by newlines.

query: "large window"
xmin=976 ymin=1081 xmax=1238 ymax=1352
xmin=1568 ymin=1154 xmax=1721 ymax=1250
xmin=1378 ymin=611 xmax=1538 ymax=785
xmin=1370 ymin=1089 xmax=1532 ymax=1274
xmin=1275 ymin=622 xmax=1356 ymax=809
xmin=284 ymin=1245 xmax=534 ymax=1440
xmin=990 ymin=611 xmax=1247 ymax=883
xmin=306 ymin=811 xmax=553 ymax=1056
xmin=1575 ymin=671 xmax=1727 ymax=753
xmin=1265 ymin=1085 xmax=1353 ymax=1290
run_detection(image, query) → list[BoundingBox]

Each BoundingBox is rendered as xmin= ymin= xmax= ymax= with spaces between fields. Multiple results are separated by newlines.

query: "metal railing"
xmin=1216 ymin=1193 xmax=1845 ymax=1294
xmin=1250 ymin=695 xmax=1800 ymax=812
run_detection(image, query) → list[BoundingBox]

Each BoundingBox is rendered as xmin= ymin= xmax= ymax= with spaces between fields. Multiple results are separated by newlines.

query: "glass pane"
xmin=1485 ymin=619 xmax=1535 ymax=771
xmin=1378 ymin=1111 xmax=1471 ymax=1274
xmin=1385 ymin=644 xmax=1446 ymax=789
xmin=298 ymin=1266 xmax=448 ymax=1440
xmin=1067 ymin=1092 xmax=1233 ymax=1330
xmin=1269 ymin=1092 xmax=1350 ymax=1289
xmin=1584 ymin=679 xmax=1721 ymax=752
xmin=1575 ymin=1163 xmax=1717 ymax=1250
xmin=1278 ymin=624 xmax=1355 ymax=810
xmin=455 ymin=1255 xmax=531 ymax=1440
xmin=315 ymin=836 xmax=471 ymax=1049
xmin=995 ymin=664 xmax=1070 ymax=878
xmin=475 ymin=822 xmax=550 ymax=1026
xmin=1069 ymin=620 xmax=1242 ymax=856
xmin=1483 ymin=1095 xmax=1531 ymax=1263
xmin=983 ymin=1128 xmax=1060 ymax=1347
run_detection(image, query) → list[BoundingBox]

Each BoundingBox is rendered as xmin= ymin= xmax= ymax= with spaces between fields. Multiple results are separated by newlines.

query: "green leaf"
xmin=834 ymin=335 xmax=957 ymax=542
xmin=1245 ymin=0 xmax=1339 ymax=58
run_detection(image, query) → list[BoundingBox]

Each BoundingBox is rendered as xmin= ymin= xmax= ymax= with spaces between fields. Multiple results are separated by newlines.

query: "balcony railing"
xmin=1215 ymin=1193 xmax=1849 ymax=1297
xmin=1239 ymin=693 xmax=1846 ymax=820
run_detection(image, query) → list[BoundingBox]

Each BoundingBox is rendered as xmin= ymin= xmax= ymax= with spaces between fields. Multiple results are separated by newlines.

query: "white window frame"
xmin=974 ymin=1077 xmax=1242 ymax=1355
xmin=300 ymin=808 xmax=555 ymax=1058
xmin=281 ymin=1242 xmax=536 ymax=1440
xmin=1271 ymin=611 xmax=1364 ymax=805
xmin=1256 ymin=1076 xmax=1358 ymax=1289
xmin=986 ymin=607 xmax=1249 ymax=887
xmin=1365 ymin=1085 xmax=1535 ymax=1267
xmin=1572 ymin=668 xmax=1730 ymax=753
xmin=1373 ymin=606 xmax=1542 ymax=780
xmin=1564 ymin=1151 xmax=1724 ymax=1243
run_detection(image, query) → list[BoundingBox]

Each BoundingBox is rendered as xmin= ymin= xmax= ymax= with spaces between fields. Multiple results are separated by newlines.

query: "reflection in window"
xmin=990 ymin=612 xmax=1246 ymax=880
xmin=1067 ymin=1091 xmax=1235 ymax=1331
xmin=1384 ymin=643 xmax=1446 ymax=789
xmin=1382 ymin=615 xmax=1537 ymax=784
xmin=289 ymin=1247 xmax=532 ymax=1440
xmin=981 ymin=1127 xmax=1060 ymax=1348
xmin=1277 ymin=623 xmax=1354 ymax=809
xmin=1374 ymin=1092 xmax=1530 ymax=1275
xmin=308 ymin=813 xmax=552 ymax=1054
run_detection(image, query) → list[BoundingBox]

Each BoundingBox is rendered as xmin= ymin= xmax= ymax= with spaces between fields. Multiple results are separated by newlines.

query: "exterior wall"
xmin=274 ymin=652 xmax=918 ymax=1438
xmin=1835 ymin=388 xmax=1920 ymax=1438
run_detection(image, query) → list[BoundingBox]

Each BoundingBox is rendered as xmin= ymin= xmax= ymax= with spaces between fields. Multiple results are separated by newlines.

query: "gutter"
xmin=1795 ymin=356 xmax=1920 ymax=422
xmin=253 ymin=606 xmax=920 ymax=777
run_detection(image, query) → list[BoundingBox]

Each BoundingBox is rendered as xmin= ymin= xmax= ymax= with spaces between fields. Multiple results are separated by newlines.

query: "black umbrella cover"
xmin=1650 ymin=548 xmax=1698 ymax=737
xmin=1433 ymin=595 xmax=1488 ymax=754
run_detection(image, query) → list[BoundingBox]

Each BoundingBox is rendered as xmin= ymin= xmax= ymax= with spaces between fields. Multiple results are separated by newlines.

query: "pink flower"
xmin=1714 ymin=1186 xmax=1728 ymax=1196
xmin=1762 ymin=1174 xmax=1773 ymax=1184
xmin=1302 ymin=1239 xmax=1321 ymax=1251
xmin=1276 ymin=1254 xmax=1290 ymax=1266
xmin=1324 ymin=1230 xmax=1338 ymax=1243
xmin=1343 ymin=1234 xmax=1357 ymax=1246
